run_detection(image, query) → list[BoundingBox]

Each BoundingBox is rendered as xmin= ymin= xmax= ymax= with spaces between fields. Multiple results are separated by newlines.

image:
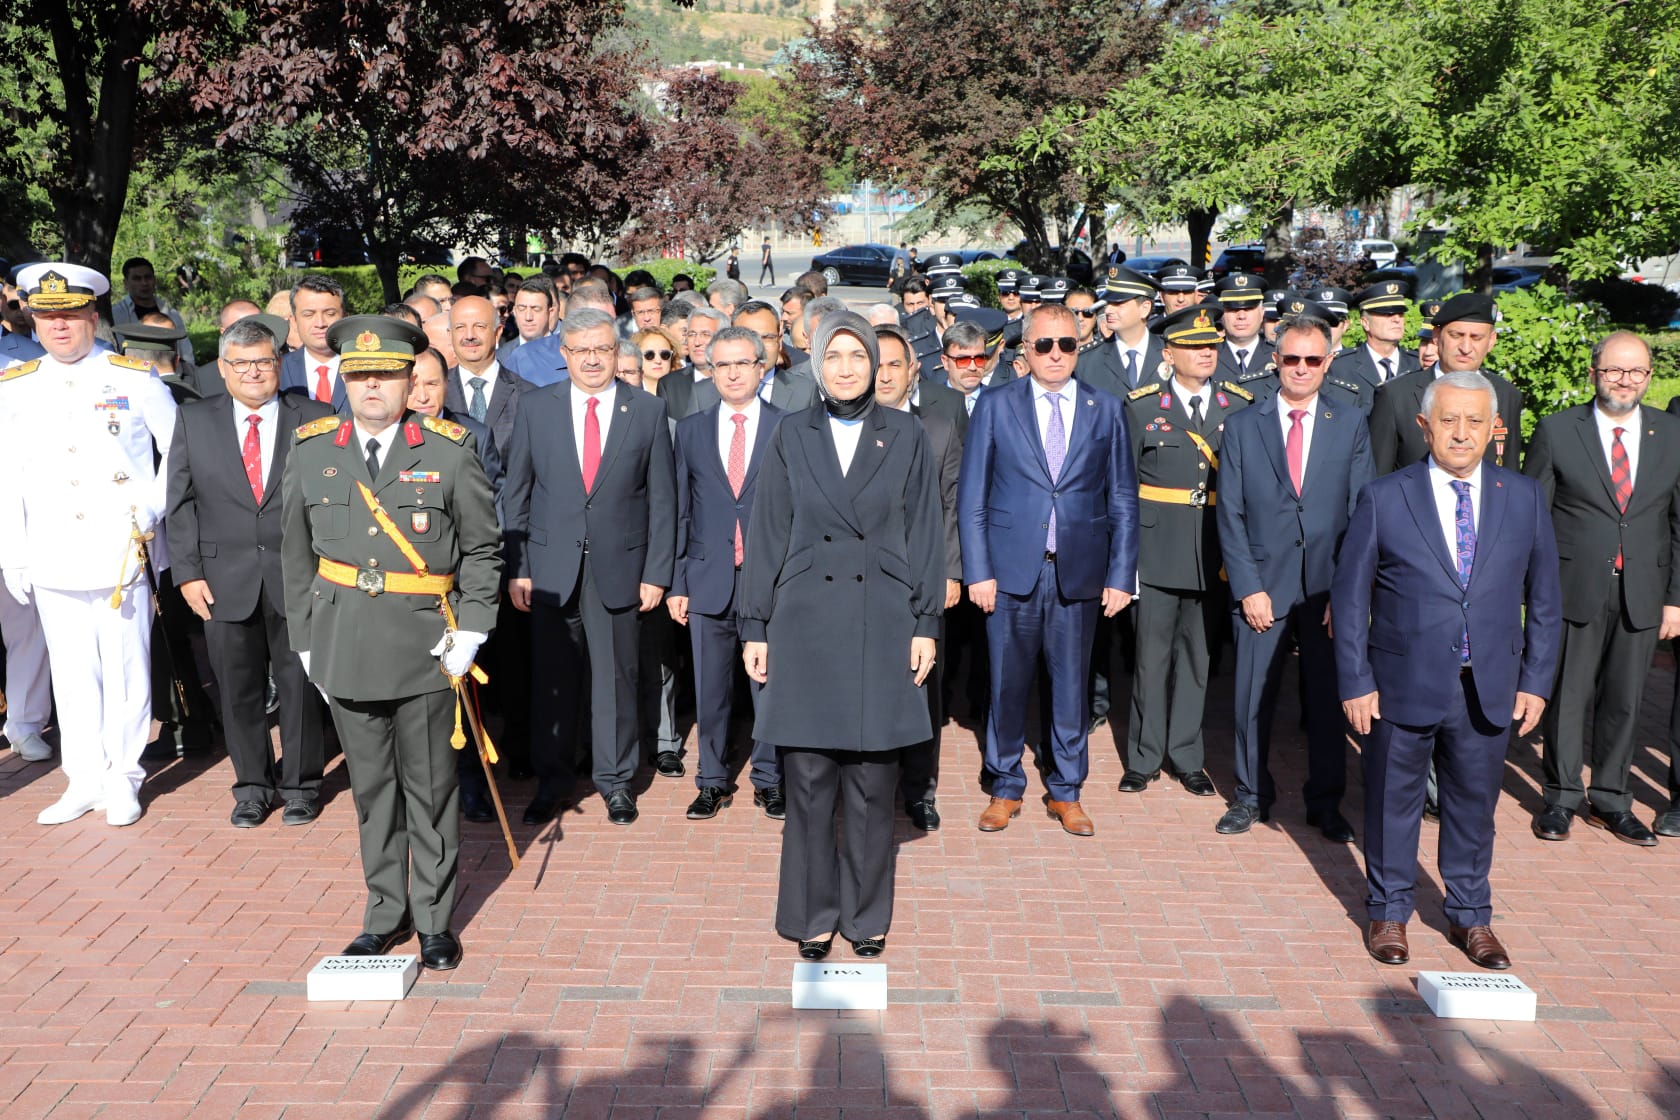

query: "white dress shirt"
xmin=1426 ymin=458 xmax=1482 ymax=563
xmin=718 ymin=396 xmax=762 ymax=472
xmin=1114 ymin=330 xmax=1148 ymax=385
xmin=354 ymin=421 xmax=398 ymax=473
xmin=1031 ymin=378 xmax=1077 ymax=450
xmin=232 ymin=396 xmax=281 ymax=490
xmin=1594 ymin=405 xmax=1641 ymax=487
xmin=570 ymin=381 xmax=616 ymax=466
xmin=1224 ymin=340 xmax=1258 ymax=371
xmin=1170 ymin=378 xmax=1212 ymax=422
xmin=1277 ymin=392 xmax=1319 ymax=477
xmin=457 ymin=360 xmax=500 ymax=413
xmin=1365 ymin=343 xmax=1400 ymax=383
xmin=830 ymin=416 xmax=865 ymax=475
xmin=304 ymin=351 xmax=342 ymax=403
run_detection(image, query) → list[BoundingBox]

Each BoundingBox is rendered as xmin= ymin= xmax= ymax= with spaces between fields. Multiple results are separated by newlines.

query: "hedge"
xmin=614 ymin=260 xmax=717 ymax=293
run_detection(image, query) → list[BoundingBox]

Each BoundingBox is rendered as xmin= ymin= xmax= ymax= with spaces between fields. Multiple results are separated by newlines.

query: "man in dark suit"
xmin=504 ymin=308 xmax=677 ymax=827
xmin=1081 ymin=267 xmax=1165 ymax=400
xmin=277 ymin=274 xmax=349 ymax=412
xmin=876 ymin=325 xmax=962 ymax=831
xmin=668 ymin=327 xmax=786 ymax=821
xmin=1368 ymin=294 xmax=1524 ymax=474
xmin=1333 ymin=370 xmax=1561 ymax=971
xmin=1331 ymin=282 xmax=1421 ymax=413
xmin=1525 ymin=332 xmax=1680 ymax=846
xmin=959 ymin=304 xmax=1139 ymax=837
xmin=1213 ymin=274 xmax=1274 ymax=393
xmin=1217 ymin=314 xmax=1374 ymax=840
xmin=443 ymin=296 xmax=535 ymax=455
xmin=169 ymin=314 xmax=332 ymax=826
xmin=655 ymin=307 xmax=726 ymax=423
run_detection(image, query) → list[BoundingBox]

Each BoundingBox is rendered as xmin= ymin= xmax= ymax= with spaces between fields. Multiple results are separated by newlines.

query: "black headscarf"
xmin=810 ymin=310 xmax=878 ymax=421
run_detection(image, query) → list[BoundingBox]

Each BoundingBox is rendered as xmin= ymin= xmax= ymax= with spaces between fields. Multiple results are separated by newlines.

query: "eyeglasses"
xmin=945 ymin=353 xmax=991 ymax=368
xmin=1596 ymin=366 xmax=1652 ymax=383
xmin=1070 ymin=309 xmax=1099 ymax=318
xmin=1029 ymin=337 xmax=1079 ymax=355
xmin=709 ymin=359 xmax=762 ymax=375
xmin=1277 ymin=354 xmax=1328 ymax=369
xmin=642 ymin=349 xmax=673 ymax=362
xmin=565 ymin=345 xmax=617 ymax=361
xmin=226 ymin=357 xmax=279 ymax=374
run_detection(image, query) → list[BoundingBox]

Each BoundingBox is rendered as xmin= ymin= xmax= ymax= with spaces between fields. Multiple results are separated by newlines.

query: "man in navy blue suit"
xmin=958 ymin=303 xmax=1139 ymax=837
xmin=668 ymin=327 xmax=786 ymax=821
xmin=1218 ymin=314 xmax=1373 ymax=840
xmin=1332 ymin=370 xmax=1561 ymax=970
xmin=278 ymin=274 xmax=349 ymax=411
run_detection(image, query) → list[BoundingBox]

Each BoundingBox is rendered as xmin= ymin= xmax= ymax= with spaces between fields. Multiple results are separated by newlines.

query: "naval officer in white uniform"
xmin=0 ymin=263 xmax=178 ymax=826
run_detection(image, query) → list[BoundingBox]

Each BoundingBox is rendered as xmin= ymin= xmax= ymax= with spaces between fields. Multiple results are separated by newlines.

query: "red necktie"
xmin=1612 ymin=426 xmax=1631 ymax=569
xmin=581 ymin=396 xmax=602 ymax=493
xmin=242 ymin=414 xmax=264 ymax=504
xmin=1286 ymin=409 xmax=1306 ymax=495
xmin=314 ymin=364 xmax=331 ymax=404
xmin=727 ymin=412 xmax=748 ymax=566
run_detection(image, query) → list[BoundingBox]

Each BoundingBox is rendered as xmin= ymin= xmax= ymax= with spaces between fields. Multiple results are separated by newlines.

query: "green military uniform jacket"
xmin=1126 ymin=377 xmax=1251 ymax=593
xmin=281 ymin=412 xmax=503 ymax=701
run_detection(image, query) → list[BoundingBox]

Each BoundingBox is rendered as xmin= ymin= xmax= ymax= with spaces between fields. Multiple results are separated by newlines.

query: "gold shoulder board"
xmin=108 ymin=354 xmax=153 ymax=371
xmin=294 ymin=416 xmax=341 ymax=441
xmin=421 ymin=415 xmax=468 ymax=443
xmin=1221 ymin=380 xmax=1253 ymax=401
xmin=0 ymin=359 xmax=40 ymax=382
xmin=1127 ymin=382 xmax=1161 ymax=400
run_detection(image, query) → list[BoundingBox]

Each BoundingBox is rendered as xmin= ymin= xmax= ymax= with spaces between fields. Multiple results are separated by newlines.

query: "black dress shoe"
xmin=230 ymin=801 xmax=270 ymax=828
xmin=754 ymin=785 xmax=787 ymax=820
xmin=849 ymin=935 xmax=886 ymax=958
xmin=798 ymin=936 xmax=834 ymax=960
xmin=906 ymin=800 xmax=940 ymax=831
xmin=1587 ymin=806 xmax=1658 ymax=847
xmin=281 ymin=798 xmax=320 ymax=826
xmin=1654 ymin=807 xmax=1680 ymax=838
xmin=1532 ymin=804 xmax=1573 ymax=841
xmin=606 ymin=790 xmax=638 ymax=826
xmin=654 ymin=751 xmax=685 ymax=778
xmin=342 ymin=921 xmax=414 ymax=956
xmin=522 ymin=795 xmax=560 ymax=825
xmin=1215 ymin=802 xmax=1267 ymax=835
xmin=1422 ymin=800 xmax=1440 ymax=822
xmin=1306 ymin=810 xmax=1356 ymax=843
xmin=1118 ymin=770 xmax=1159 ymax=794
xmin=460 ymin=787 xmax=494 ymax=823
xmin=1177 ymin=769 xmax=1216 ymax=797
xmin=419 ymin=930 xmax=463 ymax=970
xmin=687 ymin=786 xmax=733 ymax=819
xmin=1088 ymin=712 xmax=1109 ymax=733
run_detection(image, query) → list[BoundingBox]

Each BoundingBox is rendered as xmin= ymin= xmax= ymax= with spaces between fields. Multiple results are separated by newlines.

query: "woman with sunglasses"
xmin=633 ymin=326 xmax=682 ymax=393
xmin=738 ymin=311 xmax=945 ymax=961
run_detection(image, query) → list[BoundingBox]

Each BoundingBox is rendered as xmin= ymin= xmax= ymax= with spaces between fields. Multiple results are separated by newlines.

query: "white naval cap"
xmin=16 ymin=262 xmax=110 ymax=311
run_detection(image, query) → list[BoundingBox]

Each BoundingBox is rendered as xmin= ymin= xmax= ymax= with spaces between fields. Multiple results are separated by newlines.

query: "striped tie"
xmin=1611 ymin=427 xmax=1631 ymax=570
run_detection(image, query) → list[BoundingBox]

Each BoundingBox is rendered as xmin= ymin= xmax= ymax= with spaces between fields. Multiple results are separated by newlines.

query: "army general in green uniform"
xmin=281 ymin=315 xmax=502 ymax=970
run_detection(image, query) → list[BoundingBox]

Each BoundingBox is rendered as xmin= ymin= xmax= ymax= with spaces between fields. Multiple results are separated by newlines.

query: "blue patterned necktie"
xmin=468 ymin=376 xmax=488 ymax=422
xmin=1451 ymin=479 xmax=1476 ymax=664
xmin=1044 ymin=391 xmax=1066 ymax=552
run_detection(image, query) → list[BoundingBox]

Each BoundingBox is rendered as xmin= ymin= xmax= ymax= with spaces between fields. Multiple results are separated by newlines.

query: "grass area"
xmin=1645 ymin=377 xmax=1680 ymax=411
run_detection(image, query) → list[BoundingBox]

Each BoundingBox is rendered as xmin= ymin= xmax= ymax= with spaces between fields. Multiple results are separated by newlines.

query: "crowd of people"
xmin=0 ymin=244 xmax=1675 ymax=976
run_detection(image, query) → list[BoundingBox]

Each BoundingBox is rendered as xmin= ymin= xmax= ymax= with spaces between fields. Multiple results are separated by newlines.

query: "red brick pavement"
xmin=2 ymin=653 xmax=1680 ymax=1119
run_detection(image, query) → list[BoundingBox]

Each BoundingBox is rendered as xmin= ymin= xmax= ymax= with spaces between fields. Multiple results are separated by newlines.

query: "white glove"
xmin=430 ymin=631 xmax=487 ymax=679
xmin=2 ymin=569 xmax=30 ymax=605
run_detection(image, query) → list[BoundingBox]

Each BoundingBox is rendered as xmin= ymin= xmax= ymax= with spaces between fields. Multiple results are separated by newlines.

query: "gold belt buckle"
xmin=355 ymin=568 xmax=386 ymax=596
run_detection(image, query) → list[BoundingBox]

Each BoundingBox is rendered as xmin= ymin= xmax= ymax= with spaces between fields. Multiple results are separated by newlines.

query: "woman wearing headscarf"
xmin=738 ymin=311 xmax=945 ymax=960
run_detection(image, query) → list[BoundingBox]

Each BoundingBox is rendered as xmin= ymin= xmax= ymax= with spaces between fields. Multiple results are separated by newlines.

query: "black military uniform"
xmin=1330 ymin=281 xmax=1422 ymax=413
xmin=1214 ymin=275 xmax=1276 ymax=395
xmin=281 ymin=315 xmax=503 ymax=969
xmin=1123 ymin=305 xmax=1251 ymax=791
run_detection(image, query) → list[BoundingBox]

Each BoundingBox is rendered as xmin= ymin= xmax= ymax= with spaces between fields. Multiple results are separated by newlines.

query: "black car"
xmin=1121 ymin=254 xmax=1190 ymax=280
xmin=810 ymin=243 xmax=909 ymax=287
xmin=1208 ymin=243 xmax=1266 ymax=281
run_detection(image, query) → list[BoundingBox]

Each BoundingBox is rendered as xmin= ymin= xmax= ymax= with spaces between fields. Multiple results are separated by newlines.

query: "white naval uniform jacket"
xmin=0 ymin=350 xmax=178 ymax=590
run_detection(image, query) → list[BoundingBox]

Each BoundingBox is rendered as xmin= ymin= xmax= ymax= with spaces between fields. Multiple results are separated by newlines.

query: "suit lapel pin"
xmin=1323 ymin=410 xmax=1333 ymax=419
xmin=323 ymin=467 xmax=337 ymax=477
xmin=875 ymin=439 xmax=885 ymax=447
xmin=1086 ymin=398 xmax=1094 ymax=406
xmin=620 ymin=404 xmax=629 ymax=412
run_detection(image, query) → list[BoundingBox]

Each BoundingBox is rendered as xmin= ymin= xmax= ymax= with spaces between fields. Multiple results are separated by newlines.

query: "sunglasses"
xmin=1277 ymin=353 xmax=1328 ymax=369
xmin=945 ymin=353 xmax=990 ymax=368
xmin=1029 ymin=337 xmax=1079 ymax=355
xmin=1071 ymin=309 xmax=1099 ymax=318
xmin=642 ymin=349 xmax=673 ymax=361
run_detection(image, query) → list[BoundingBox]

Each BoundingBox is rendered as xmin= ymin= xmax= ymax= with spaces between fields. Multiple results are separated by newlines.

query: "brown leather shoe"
xmin=1366 ymin=920 xmax=1409 ymax=965
xmin=977 ymin=797 xmax=1022 ymax=832
xmin=1047 ymin=799 xmax=1094 ymax=836
xmin=1449 ymin=924 xmax=1511 ymax=970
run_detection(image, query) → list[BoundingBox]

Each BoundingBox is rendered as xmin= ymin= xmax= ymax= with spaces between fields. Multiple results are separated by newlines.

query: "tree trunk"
xmin=1086 ymin=205 xmax=1107 ymax=268
xmin=370 ymin=240 xmax=402 ymax=306
xmin=1187 ymin=208 xmax=1216 ymax=270
xmin=1261 ymin=205 xmax=1294 ymax=290
xmin=1468 ymin=242 xmax=1495 ymax=295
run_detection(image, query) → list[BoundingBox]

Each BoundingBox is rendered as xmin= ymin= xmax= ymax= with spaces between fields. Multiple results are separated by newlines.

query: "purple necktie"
xmin=1452 ymin=479 xmax=1476 ymax=663
xmin=1044 ymin=391 xmax=1065 ymax=552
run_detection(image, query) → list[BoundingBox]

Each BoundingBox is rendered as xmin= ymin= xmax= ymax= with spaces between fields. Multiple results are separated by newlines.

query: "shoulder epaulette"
xmin=294 ymin=416 xmax=342 ymax=441
xmin=421 ymin=415 xmax=468 ymax=443
xmin=1220 ymin=380 xmax=1254 ymax=401
xmin=1127 ymin=382 xmax=1160 ymax=400
xmin=107 ymin=354 xmax=153 ymax=371
xmin=1326 ymin=375 xmax=1361 ymax=397
xmin=0 ymin=359 xmax=40 ymax=382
